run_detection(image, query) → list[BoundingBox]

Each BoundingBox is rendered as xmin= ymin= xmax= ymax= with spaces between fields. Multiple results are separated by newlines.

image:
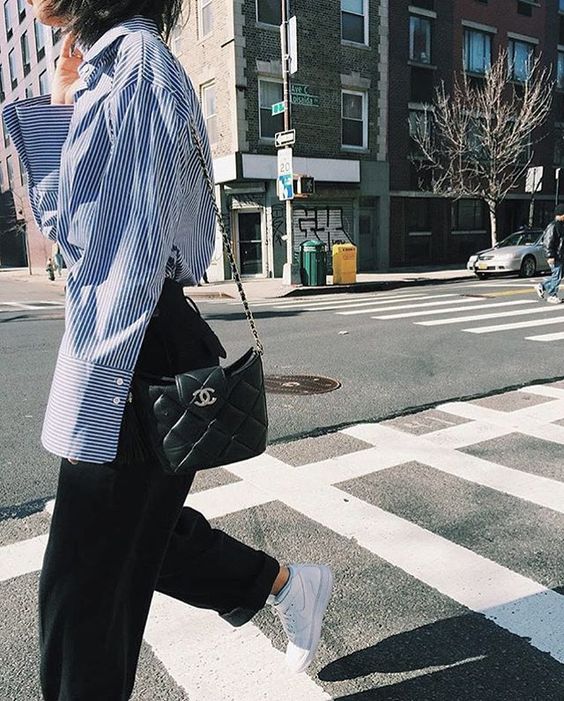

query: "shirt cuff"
xmin=41 ymin=352 xmax=133 ymax=464
xmin=3 ymin=96 xmax=74 ymax=189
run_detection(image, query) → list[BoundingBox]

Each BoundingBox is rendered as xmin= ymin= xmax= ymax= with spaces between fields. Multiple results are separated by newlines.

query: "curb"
xmin=282 ymin=275 xmax=474 ymax=297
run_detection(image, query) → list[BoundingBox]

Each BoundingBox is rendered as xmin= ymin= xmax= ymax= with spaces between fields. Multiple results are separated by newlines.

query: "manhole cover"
xmin=265 ymin=375 xmax=341 ymax=395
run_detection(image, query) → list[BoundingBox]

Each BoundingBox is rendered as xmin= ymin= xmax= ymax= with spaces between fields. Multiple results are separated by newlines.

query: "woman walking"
xmin=5 ymin=1 xmax=332 ymax=698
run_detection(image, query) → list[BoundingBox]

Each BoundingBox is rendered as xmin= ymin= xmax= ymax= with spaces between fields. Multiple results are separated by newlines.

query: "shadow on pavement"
xmin=321 ymin=609 xmax=564 ymax=700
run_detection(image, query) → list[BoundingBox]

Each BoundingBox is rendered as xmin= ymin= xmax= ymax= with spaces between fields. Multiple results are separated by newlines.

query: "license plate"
xmin=477 ymin=262 xmax=488 ymax=270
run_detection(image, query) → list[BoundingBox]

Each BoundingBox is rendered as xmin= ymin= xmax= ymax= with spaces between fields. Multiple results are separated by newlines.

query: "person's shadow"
xmin=319 ymin=608 xmax=564 ymax=700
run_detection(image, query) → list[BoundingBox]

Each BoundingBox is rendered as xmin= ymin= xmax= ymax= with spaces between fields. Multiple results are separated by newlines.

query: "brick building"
xmin=389 ymin=0 xmax=564 ymax=268
xmin=0 ymin=0 xmax=63 ymax=268
xmin=177 ymin=0 xmax=390 ymax=279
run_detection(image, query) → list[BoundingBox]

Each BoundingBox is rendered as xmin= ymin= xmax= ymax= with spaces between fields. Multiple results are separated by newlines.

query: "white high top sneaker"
xmin=269 ymin=564 xmax=333 ymax=673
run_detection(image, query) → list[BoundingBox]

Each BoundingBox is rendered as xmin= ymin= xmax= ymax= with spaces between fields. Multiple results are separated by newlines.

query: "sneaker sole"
xmin=290 ymin=565 xmax=334 ymax=674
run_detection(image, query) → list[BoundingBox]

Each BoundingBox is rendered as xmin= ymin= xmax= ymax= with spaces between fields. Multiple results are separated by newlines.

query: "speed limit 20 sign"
xmin=277 ymin=147 xmax=294 ymax=201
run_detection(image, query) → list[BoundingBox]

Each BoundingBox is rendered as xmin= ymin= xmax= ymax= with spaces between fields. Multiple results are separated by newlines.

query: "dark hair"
xmin=48 ymin=0 xmax=185 ymax=48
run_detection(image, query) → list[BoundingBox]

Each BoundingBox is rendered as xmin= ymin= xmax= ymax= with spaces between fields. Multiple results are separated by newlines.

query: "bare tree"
xmin=410 ymin=49 xmax=553 ymax=247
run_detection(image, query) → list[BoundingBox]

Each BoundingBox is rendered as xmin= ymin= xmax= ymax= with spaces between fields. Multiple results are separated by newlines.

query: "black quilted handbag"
xmin=132 ymin=121 xmax=268 ymax=475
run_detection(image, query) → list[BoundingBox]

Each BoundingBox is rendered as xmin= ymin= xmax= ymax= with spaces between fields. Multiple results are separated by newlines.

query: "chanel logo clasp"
xmin=192 ymin=387 xmax=217 ymax=407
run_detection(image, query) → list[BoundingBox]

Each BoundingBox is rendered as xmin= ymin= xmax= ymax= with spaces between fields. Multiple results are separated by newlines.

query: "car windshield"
xmin=496 ymin=231 xmax=541 ymax=247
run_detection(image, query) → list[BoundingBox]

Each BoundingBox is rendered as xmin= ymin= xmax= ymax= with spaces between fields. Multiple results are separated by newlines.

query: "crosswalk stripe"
xmin=465 ymin=314 xmax=564 ymax=334
xmin=526 ymin=331 xmax=564 ymax=342
xmin=415 ymin=304 xmax=560 ymax=326
xmin=144 ymin=594 xmax=332 ymax=701
xmin=227 ymin=454 xmax=564 ymax=665
xmin=336 ymin=296 xmax=476 ymax=316
xmin=237 ymin=291 xmax=422 ymax=308
xmin=255 ymin=292 xmax=430 ymax=310
xmin=284 ymin=294 xmax=456 ymax=313
xmin=374 ymin=299 xmax=535 ymax=320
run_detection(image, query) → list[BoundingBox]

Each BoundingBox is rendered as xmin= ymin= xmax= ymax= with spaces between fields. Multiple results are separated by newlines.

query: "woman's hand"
xmin=51 ymin=33 xmax=83 ymax=105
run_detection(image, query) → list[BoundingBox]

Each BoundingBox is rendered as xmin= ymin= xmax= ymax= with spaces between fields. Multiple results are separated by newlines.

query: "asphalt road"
xmin=1 ymin=278 xmax=564 ymax=700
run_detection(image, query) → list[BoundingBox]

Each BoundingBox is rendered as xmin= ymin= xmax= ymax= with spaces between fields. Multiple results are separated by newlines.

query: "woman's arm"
xmin=2 ymin=34 xmax=81 ymax=240
xmin=41 ymin=76 xmax=184 ymax=464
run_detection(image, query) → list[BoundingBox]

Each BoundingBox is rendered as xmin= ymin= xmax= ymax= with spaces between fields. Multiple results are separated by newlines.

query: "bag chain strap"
xmin=189 ymin=122 xmax=264 ymax=356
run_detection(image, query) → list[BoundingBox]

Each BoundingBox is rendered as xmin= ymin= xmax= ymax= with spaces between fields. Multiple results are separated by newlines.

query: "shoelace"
xmin=280 ymin=603 xmax=297 ymax=636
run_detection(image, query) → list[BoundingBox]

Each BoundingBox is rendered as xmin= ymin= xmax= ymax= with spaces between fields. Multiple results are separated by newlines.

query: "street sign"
xmin=280 ymin=16 xmax=298 ymax=76
xmin=275 ymin=129 xmax=296 ymax=148
xmin=277 ymin=147 xmax=294 ymax=201
xmin=290 ymin=84 xmax=319 ymax=108
xmin=525 ymin=166 xmax=543 ymax=193
xmin=271 ymin=101 xmax=285 ymax=116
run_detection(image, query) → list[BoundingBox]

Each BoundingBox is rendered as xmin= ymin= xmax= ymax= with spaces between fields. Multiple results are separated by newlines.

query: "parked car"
xmin=466 ymin=229 xmax=549 ymax=279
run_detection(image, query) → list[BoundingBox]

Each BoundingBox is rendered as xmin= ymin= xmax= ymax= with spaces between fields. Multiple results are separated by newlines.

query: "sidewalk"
xmin=0 ymin=265 xmax=474 ymax=303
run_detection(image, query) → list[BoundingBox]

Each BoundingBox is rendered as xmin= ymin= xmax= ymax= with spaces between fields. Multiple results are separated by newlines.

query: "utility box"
xmin=300 ymin=239 xmax=327 ymax=286
xmin=332 ymin=243 xmax=357 ymax=284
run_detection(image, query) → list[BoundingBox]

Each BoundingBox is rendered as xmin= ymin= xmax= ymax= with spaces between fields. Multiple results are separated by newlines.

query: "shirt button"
xmin=116 ymin=378 xmax=124 ymax=386
xmin=113 ymin=397 xmax=120 ymax=405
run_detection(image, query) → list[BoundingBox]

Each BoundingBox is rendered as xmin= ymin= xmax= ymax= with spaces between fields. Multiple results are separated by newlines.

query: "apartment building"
xmin=0 ymin=0 xmax=63 ymax=267
xmin=177 ymin=0 xmax=389 ymax=279
xmin=389 ymin=0 xmax=563 ymax=267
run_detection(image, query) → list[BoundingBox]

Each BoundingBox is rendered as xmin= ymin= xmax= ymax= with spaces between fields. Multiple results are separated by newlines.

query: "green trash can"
xmin=300 ymin=239 xmax=327 ymax=286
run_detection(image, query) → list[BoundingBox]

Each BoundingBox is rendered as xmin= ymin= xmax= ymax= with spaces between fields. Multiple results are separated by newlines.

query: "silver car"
xmin=467 ymin=229 xmax=549 ymax=279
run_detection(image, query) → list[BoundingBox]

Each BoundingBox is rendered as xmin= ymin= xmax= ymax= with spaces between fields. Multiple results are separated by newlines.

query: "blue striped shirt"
xmin=4 ymin=16 xmax=216 ymax=463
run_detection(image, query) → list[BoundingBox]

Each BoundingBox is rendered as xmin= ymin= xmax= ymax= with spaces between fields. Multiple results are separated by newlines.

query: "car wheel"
xmin=519 ymin=255 xmax=536 ymax=278
xmin=476 ymin=273 xmax=487 ymax=280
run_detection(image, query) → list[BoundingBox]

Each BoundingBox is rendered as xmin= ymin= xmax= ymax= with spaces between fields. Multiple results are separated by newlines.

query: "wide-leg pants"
xmin=38 ymin=281 xmax=280 ymax=701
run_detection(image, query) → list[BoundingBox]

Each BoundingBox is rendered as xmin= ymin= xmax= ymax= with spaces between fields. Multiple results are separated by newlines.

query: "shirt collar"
xmin=77 ymin=16 xmax=161 ymax=86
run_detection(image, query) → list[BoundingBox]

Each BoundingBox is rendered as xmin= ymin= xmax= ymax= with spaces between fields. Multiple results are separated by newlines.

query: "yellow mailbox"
xmin=332 ymin=243 xmax=357 ymax=284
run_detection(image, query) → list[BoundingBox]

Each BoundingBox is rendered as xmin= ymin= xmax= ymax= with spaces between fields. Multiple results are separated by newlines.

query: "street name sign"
xmin=526 ymin=166 xmax=543 ymax=193
xmin=275 ymin=129 xmax=296 ymax=148
xmin=290 ymin=84 xmax=319 ymax=108
xmin=271 ymin=101 xmax=285 ymax=116
xmin=277 ymin=147 xmax=294 ymax=201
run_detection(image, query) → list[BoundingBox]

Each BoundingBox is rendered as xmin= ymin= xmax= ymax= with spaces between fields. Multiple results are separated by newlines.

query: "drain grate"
xmin=265 ymin=374 xmax=341 ymax=395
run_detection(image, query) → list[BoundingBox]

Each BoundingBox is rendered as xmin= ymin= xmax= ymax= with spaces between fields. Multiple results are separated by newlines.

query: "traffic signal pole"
xmin=281 ymin=0 xmax=298 ymax=285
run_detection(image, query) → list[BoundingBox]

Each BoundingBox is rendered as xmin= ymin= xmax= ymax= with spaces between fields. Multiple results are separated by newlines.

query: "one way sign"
xmin=275 ymin=129 xmax=296 ymax=148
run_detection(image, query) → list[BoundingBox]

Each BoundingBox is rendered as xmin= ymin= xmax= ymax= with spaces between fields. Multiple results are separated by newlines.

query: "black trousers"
xmin=39 ymin=281 xmax=280 ymax=701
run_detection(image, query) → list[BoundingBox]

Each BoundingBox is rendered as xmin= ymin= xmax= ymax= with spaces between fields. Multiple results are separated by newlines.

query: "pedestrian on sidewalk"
xmin=45 ymin=257 xmax=55 ymax=282
xmin=536 ymin=205 xmax=564 ymax=304
xmin=52 ymin=243 xmax=64 ymax=277
xmin=3 ymin=2 xmax=332 ymax=700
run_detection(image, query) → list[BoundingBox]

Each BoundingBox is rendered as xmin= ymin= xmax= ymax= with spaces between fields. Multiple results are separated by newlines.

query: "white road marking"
xmin=526 ymin=331 xmax=564 ymax=342
xmin=375 ymin=299 xmax=535 ymax=320
xmin=0 ymin=534 xmax=47 ymax=582
xmin=415 ymin=303 xmax=558 ymax=326
xmin=337 ymin=296 xmax=476 ymax=316
xmin=239 ymin=292 xmax=427 ymax=308
xmin=269 ymin=293 xmax=434 ymax=311
xmin=144 ymin=594 xmax=332 ymax=701
xmin=228 ymin=455 xmax=564 ymax=664
xmin=464 ymin=314 xmax=564 ymax=334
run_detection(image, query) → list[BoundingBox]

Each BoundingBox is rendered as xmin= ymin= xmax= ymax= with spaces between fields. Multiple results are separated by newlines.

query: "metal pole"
xmin=281 ymin=0 xmax=296 ymax=285
xmin=556 ymin=168 xmax=561 ymax=208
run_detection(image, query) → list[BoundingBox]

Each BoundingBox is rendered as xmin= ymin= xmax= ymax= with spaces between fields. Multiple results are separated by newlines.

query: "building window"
xmin=508 ymin=39 xmax=534 ymax=82
xmin=39 ymin=69 xmax=49 ymax=95
xmin=17 ymin=0 xmax=25 ymax=22
xmin=409 ymin=108 xmax=433 ymax=157
xmin=259 ymin=79 xmax=283 ymax=139
xmin=0 ymin=68 xmax=5 ymax=102
xmin=25 ymin=85 xmax=33 ymax=98
xmin=463 ymin=29 xmax=492 ymax=75
xmin=453 ymin=199 xmax=486 ymax=231
xmin=8 ymin=49 xmax=17 ymax=89
xmin=257 ymin=0 xmax=281 ymax=25
xmin=52 ymin=26 xmax=62 ymax=44
xmin=409 ymin=15 xmax=431 ymax=64
xmin=199 ymin=0 xmax=213 ymax=38
xmin=2 ymin=114 xmax=10 ymax=146
xmin=34 ymin=19 xmax=45 ymax=60
xmin=407 ymin=199 xmax=431 ymax=232
xmin=341 ymin=0 xmax=367 ymax=45
xmin=558 ymin=52 xmax=564 ymax=90
xmin=0 ymin=164 xmax=4 ymax=191
xmin=554 ymin=124 xmax=564 ymax=166
xmin=561 ymin=0 xmax=564 ymax=10
xmin=342 ymin=89 xmax=367 ymax=148
xmin=201 ymin=82 xmax=218 ymax=145
xmin=18 ymin=155 xmax=27 ymax=186
xmin=4 ymin=1 xmax=12 ymax=40
xmin=21 ymin=31 xmax=31 ymax=76
xmin=6 ymin=154 xmax=14 ymax=190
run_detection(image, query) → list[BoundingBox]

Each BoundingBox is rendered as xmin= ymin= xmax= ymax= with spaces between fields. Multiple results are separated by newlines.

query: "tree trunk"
xmin=487 ymin=202 xmax=497 ymax=247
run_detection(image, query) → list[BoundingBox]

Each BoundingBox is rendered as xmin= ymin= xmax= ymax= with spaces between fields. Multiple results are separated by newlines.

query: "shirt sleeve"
xmin=2 ymin=95 xmax=74 ymax=241
xmin=41 ymin=80 xmax=184 ymax=464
